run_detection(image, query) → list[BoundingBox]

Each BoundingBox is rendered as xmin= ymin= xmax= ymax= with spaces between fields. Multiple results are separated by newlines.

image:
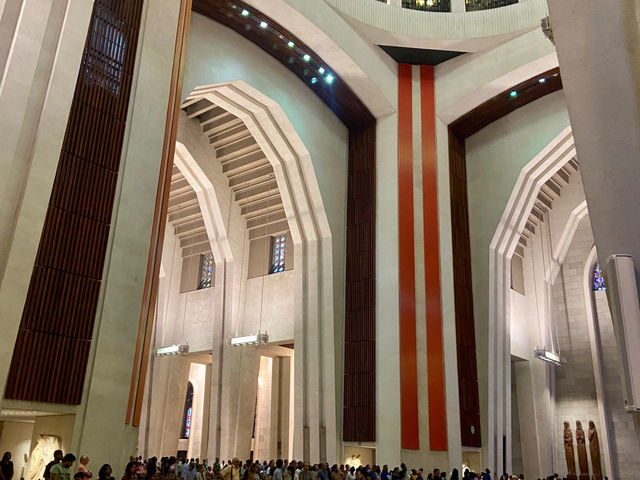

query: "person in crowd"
xmin=147 ymin=458 xmax=157 ymax=480
xmin=123 ymin=462 xmax=139 ymax=480
xmin=273 ymin=460 xmax=284 ymax=480
xmin=317 ymin=464 xmax=329 ymax=480
xmin=220 ymin=458 xmax=241 ymax=480
xmin=380 ymin=466 xmax=389 ymax=480
xmin=77 ymin=456 xmax=93 ymax=479
xmin=330 ymin=465 xmax=341 ymax=480
xmin=297 ymin=463 xmax=313 ymax=480
xmin=51 ymin=454 xmax=77 ymax=480
xmin=450 ymin=469 xmax=458 ymax=480
xmin=98 ymin=465 xmax=115 ymax=480
xmin=45 ymin=450 xmax=64 ymax=480
xmin=0 ymin=452 xmax=13 ymax=480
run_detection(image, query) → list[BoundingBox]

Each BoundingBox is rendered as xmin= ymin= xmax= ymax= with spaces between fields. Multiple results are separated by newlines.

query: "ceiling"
xmin=182 ymin=99 xmax=288 ymax=243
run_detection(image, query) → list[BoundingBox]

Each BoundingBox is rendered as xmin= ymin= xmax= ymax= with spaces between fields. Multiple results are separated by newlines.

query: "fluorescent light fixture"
xmin=229 ymin=333 xmax=269 ymax=347
xmin=156 ymin=344 xmax=189 ymax=356
xmin=534 ymin=347 xmax=566 ymax=366
xmin=241 ymin=9 xmax=249 ymax=16
xmin=259 ymin=21 xmax=268 ymax=29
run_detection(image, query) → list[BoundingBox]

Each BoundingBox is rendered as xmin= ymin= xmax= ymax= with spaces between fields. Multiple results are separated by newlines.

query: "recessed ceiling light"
xmin=287 ymin=41 xmax=294 ymax=48
xmin=303 ymin=54 xmax=311 ymax=62
xmin=241 ymin=9 xmax=249 ymax=16
xmin=538 ymin=77 xmax=546 ymax=83
xmin=311 ymin=77 xmax=318 ymax=84
xmin=325 ymin=74 xmax=334 ymax=84
xmin=510 ymin=90 xmax=518 ymax=97
xmin=259 ymin=21 xmax=268 ymax=29
xmin=318 ymin=67 xmax=325 ymax=74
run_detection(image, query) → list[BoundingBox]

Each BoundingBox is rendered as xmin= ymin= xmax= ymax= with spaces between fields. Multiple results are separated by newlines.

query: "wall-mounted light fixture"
xmin=229 ymin=333 xmax=269 ymax=347
xmin=156 ymin=344 xmax=190 ymax=356
xmin=534 ymin=347 xmax=566 ymax=366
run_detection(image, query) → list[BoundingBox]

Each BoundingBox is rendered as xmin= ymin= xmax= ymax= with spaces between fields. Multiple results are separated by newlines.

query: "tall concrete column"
xmin=547 ymin=0 xmax=640 ymax=284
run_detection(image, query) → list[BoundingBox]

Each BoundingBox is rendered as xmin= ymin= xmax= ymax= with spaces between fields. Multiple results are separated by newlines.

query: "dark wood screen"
xmin=4 ymin=0 xmax=143 ymax=405
xmin=448 ymin=130 xmax=481 ymax=447
xmin=343 ymin=124 xmax=376 ymax=442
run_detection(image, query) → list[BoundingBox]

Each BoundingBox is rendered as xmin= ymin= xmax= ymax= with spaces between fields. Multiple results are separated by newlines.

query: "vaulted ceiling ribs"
xmin=182 ymin=98 xmax=288 ymax=241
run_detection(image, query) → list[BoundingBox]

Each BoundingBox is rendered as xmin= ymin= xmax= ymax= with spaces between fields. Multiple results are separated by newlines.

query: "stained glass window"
xmin=270 ymin=235 xmax=287 ymax=274
xmin=180 ymin=382 xmax=194 ymax=439
xmin=198 ymin=253 xmax=214 ymax=289
xmin=593 ymin=265 xmax=606 ymax=291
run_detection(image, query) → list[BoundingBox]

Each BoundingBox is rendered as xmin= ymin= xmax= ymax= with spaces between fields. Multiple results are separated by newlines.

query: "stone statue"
xmin=564 ymin=421 xmax=577 ymax=480
xmin=588 ymin=421 xmax=603 ymax=480
xmin=576 ymin=420 xmax=590 ymax=480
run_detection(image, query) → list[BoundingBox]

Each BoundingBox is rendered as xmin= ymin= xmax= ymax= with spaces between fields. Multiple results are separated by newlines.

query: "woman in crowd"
xmin=99 ymin=465 xmax=115 ymax=480
xmin=123 ymin=463 xmax=140 ymax=480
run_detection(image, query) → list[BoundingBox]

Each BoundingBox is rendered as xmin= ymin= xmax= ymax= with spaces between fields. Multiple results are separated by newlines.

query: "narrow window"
xmin=180 ymin=382 xmax=194 ymax=439
xmin=269 ymin=235 xmax=287 ymax=274
xmin=593 ymin=265 xmax=606 ymax=291
xmin=198 ymin=253 xmax=214 ymax=289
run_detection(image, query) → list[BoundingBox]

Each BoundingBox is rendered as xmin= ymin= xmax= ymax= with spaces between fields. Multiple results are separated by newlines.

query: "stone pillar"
xmin=547 ymin=0 xmax=640 ymax=286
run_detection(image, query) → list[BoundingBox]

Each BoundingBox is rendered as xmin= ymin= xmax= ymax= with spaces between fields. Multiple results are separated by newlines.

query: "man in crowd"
xmin=44 ymin=450 xmax=64 ymax=480
xmin=220 ymin=458 xmax=241 ymax=480
xmin=51 ymin=454 xmax=77 ymax=480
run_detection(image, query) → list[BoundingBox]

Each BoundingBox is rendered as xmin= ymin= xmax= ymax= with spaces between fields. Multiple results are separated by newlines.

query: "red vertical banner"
xmin=420 ymin=65 xmax=448 ymax=451
xmin=398 ymin=63 xmax=420 ymax=450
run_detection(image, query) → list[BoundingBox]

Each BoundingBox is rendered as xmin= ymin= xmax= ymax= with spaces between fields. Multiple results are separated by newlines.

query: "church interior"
xmin=1 ymin=0 xmax=640 ymax=480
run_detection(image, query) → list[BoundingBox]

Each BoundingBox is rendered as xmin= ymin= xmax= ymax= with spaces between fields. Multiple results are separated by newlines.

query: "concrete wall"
xmin=551 ymin=218 xmax=599 ymax=475
xmin=0 ymin=421 xmax=34 ymax=477
xmin=463 ymin=90 xmax=570 ymax=465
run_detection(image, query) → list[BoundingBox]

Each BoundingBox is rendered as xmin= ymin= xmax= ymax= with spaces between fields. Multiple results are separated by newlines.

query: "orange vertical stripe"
xmin=421 ymin=65 xmax=448 ymax=451
xmin=398 ymin=63 xmax=420 ymax=450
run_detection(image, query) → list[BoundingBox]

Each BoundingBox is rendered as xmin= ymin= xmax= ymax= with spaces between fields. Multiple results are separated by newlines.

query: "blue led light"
xmin=510 ymin=90 xmax=517 ymax=98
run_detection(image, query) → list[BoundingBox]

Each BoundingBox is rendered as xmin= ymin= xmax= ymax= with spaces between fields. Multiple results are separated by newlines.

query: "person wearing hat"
xmin=220 ymin=459 xmax=241 ymax=480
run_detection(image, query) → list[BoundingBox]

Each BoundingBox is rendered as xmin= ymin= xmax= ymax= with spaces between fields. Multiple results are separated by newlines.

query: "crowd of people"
xmin=1 ymin=450 xmax=557 ymax=480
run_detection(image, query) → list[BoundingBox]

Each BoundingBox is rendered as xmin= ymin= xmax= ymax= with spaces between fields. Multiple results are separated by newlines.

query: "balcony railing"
xmin=373 ymin=0 xmax=519 ymax=11
xmin=465 ymin=0 xmax=518 ymax=11
xmin=402 ymin=0 xmax=451 ymax=12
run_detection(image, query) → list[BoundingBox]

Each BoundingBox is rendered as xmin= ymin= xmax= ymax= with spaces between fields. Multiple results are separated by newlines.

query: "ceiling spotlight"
xmin=325 ymin=74 xmax=334 ymax=84
xmin=311 ymin=77 xmax=318 ymax=84
xmin=510 ymin=90 xmax=518 ymax=97
xmin=241 ymin=9 xmax=249 ymax=16
xmin=318 ymin=67 xmax=325 ymax=74
xmin=259 ymin=21 xmax=268 ymax=29
xmin=287 ymin=41 xmax=295 ymax=48
xmin=538 ymin=77 xmax=546 ymax=83
xmin=303 ymin=54 xmax=311 ymax=62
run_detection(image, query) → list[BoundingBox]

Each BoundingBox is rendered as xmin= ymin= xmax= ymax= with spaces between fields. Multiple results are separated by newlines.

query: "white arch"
xmin=182 ymin=80 xmax=336 ymax=462
xmin=488 ymin=126 xmax=575 ymax=473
